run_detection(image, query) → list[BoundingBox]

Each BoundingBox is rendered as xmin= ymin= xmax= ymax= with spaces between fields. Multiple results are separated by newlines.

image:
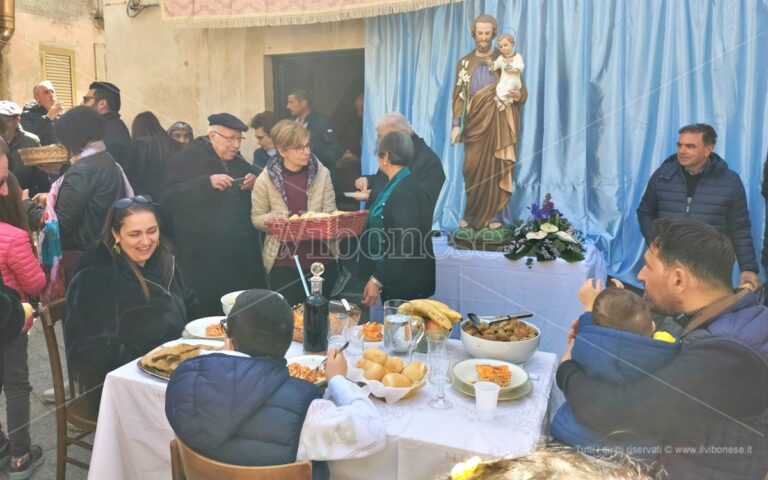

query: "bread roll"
xmin=356 ymin=359 xmax=373 ymax=369
xmin=363 ymin=363 xmax=388 ymax=381
xmin=384 ymin=356 xmax=404 ymax=373
xmin=381 ymin=372 xmax=412 ymax=388
xmin=363 ymin=348 xmax=388 ymax=365
xmin=402 ymin=361 xmax=427 ymax=382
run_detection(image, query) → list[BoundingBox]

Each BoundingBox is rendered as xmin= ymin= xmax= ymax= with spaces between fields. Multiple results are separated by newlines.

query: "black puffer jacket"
xmin=54 ymin=151 xmax=128 ymax=251
xmin=65 ymin=241 xmax=197 ymax=389
xmin=8 ymin=127 xmax=51 ymax=195
xmin=637 ymin=153 xmax=758 ymax=273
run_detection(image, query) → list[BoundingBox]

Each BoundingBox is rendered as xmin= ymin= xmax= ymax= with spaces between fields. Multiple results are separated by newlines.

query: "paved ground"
xmin=1 ymin=321 xmax=89 ymax=480
xmin=0 ymin=271 xmax=368 ymax=480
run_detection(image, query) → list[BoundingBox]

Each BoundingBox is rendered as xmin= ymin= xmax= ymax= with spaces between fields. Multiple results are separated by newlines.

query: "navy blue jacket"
xmin=558 ymin=293 xmax=768 ymax=480
xmin=165 ymin=353 xmax=327 ymax=479
xmin=551 ymin=313 xmax=679 ymax=458
xmin=637 ymin=153 xmax=758 ymax=273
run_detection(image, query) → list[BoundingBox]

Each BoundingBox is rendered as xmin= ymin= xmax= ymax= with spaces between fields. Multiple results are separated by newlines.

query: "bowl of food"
xmin=287 ymin=355 xmax=327 ymax=385
xmin=221 ymin=290 xmax=246 ymax=315
xmin=185 ymin=316 xmax=227 ymax=340
xmin=460 ymin=318 xmax=540 ymax=364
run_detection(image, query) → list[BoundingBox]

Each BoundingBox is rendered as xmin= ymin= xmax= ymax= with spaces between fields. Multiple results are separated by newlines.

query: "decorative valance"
xmin=160 ymin=0 xmax=464 ymax=27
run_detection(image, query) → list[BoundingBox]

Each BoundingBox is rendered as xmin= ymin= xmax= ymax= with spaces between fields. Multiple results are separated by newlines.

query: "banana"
xmin=406 ymin=299 xmax=453 ymax=330
xmin=418 ymin=299 xmax=462 ymax=323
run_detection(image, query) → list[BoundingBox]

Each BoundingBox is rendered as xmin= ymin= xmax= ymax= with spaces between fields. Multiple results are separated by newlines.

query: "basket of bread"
xmin=18 ymin=145 xmax=69 ymax=174
xmin=348 ymin=348 xmax=427 ymax=403
xmin=266 ymin=210 xmax=368 ymax=241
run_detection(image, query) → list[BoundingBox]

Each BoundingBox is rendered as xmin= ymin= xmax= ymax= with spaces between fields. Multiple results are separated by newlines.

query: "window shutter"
xmin=40 ymin=47 xmax=77 ymax=110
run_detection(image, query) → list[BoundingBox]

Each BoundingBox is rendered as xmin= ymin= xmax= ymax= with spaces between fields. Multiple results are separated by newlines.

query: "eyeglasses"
xmin=113 ymin=195 xmax=153 ymax=209
xmin=0 ymin=176 xmax=7 ymax=189
xmin=292 ymin=143 xmax=311 ymax=151
xmin=212 ymin=131 xmax=245 ymax=144
xmin=82 ymin=96 xmax=95 ymax=103
xmin=219 ymin=318 xmax=229 ymax=337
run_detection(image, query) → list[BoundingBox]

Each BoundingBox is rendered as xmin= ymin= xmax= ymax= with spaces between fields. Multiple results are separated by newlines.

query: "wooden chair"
xmin=39 ymin=299 xmax=98 ymax=480
xmin=170 ymin=438 xmax=312 ymax=480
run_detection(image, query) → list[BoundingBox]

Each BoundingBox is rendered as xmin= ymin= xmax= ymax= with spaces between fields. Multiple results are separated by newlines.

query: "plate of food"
xmin=361 ymin=322 xmax=383 ymax=342
xmin=343 ymin=191 xmax=370 ymax=201
xmin=287 ymin=355 xmax=327 ymax=385
xmin=137 ymin=339 xmax=224 ymax=380
xmin=451 ymin=358 xmax=529 ymax=396
xmin=185 ymin=316 xmax=227 ymax=340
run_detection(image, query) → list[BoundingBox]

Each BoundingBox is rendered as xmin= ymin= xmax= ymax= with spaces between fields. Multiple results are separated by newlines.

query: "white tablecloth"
xmin=88 ymin=342 xmax=557 ymax=480
xmin=430 ymin=237 xmax=606 ymax=357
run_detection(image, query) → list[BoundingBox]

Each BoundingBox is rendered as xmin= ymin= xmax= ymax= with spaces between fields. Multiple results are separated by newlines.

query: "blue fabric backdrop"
xmin=362 ymin=0 xmax=768 ymax=285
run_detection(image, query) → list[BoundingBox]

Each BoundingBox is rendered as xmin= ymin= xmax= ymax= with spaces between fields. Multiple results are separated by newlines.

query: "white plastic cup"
xmin=474 ymin=381 xmax=501 ymax=421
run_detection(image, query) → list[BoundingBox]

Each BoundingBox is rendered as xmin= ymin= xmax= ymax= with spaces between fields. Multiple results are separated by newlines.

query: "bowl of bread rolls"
xmin=347 ymin=348 xmax=427 ymax=403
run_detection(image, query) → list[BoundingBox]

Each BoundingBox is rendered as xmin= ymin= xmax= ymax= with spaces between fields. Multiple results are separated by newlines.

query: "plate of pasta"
xmin=185 ymin=316 xmax=227 ymax=340
xmin=287 ymin=355 xmax=327 ymax=385
xmin=451 ymin=358 xmax=531 ymax=400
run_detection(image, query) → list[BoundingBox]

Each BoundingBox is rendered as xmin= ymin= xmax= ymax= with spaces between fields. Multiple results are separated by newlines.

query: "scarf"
xmin=364 ymin=167 xmax=411 ymax=263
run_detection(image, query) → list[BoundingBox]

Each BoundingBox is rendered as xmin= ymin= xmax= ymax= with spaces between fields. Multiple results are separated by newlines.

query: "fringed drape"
xmin=160 ymin=0 xmax=464 ymax=27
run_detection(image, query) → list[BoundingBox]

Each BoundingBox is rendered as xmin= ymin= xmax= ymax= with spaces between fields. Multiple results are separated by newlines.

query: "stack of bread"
xmin=350 ymin=348 xmax=427 ymax=402
xmin=397 ymin=299 xmax=462 ymax=336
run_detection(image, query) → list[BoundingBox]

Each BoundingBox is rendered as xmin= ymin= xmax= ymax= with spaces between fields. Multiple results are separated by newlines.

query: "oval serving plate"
xmin=137 ymin=339 xmax=225 ymax=381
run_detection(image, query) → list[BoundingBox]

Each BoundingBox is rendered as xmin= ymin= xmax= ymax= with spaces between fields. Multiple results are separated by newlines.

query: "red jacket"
xmin=0 ymin=222 xmax=46 ymax=301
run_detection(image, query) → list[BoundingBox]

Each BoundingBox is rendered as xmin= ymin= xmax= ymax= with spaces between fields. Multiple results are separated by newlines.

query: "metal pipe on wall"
xmin=0 ymin=0 xmax=15 ymax=49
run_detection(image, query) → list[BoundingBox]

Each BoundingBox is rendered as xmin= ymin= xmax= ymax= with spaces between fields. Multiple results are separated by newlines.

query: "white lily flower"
xmin=540 ymin=223 xmax=558 ymax=233
xmin=556 ymin=231 xmax=576 ymax=243
xmin=526 ymin=231 xmax=547 ymax=240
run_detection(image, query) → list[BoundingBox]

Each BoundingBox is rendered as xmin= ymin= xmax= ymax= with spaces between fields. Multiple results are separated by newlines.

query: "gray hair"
xmin=32 ymin=80 xmax=55 ymax=97
xmin=375 ymin=112 xmax=413 ymax=135
xmin=376 ymin=130 xmax=414 ymax=166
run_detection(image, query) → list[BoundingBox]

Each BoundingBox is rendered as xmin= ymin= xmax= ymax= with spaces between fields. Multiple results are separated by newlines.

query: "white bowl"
xmin=221 ymin=290 xmax=246 ymax=315
xmin=460 ymin=319 xmax=540 ymax=364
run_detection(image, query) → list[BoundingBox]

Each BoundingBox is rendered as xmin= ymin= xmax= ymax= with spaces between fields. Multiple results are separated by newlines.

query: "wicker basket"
xmin=266 ymin=210 xmax=368 ymax=241
xmin=18 ymin=145 xmax=69 ymax=167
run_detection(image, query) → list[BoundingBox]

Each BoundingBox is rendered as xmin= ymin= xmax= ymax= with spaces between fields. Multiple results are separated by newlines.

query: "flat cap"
xmin=0 ymin=101 xmax=22 ymax=116
xmin=208 ymin=113 xmax=248 ymax=132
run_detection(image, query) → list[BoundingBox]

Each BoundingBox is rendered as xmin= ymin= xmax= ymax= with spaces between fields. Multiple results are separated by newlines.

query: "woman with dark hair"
xmin=36 ymin=106 xmax=132 ymax=282
xmin=358 ymin=130 xmax=435 ymax=306
xmin=131 ymin=111 xmax=180 ymax=199
xmin=65 ymin=196 xmax=196 ymax=410
xmin=0 ymin=139 xmax=47 ymax=477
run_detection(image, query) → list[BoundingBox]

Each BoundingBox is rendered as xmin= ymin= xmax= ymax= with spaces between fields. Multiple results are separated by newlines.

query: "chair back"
xmin=40 ymin=299 xmax=69 ymax=409
xmin=170 ymin=439 xmax=312 ymax=480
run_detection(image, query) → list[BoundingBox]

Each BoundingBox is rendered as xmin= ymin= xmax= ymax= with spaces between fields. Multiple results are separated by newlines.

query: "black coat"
xmin=55 ymin=151 xmax=128 ymax=251
xmin=358 ymin=174 xmax=435 ymax=301
xmin=132 ymin=135 xmax=180 ymax=200
xmin=161 ymin=137 xmax=267 ymax=316
xmin=637 ymin=153 xmax=758 ymax=273
xmin=366 ymin=133 xmax=445 ymax=219
xmin=20 ymin=102 xmax=57 ymax=146
xmin=300 ymin=112 xmax=342 ymax=196
xmin=64 ymin=242 xmax=196 ymax=389
xmin=102 ymin=112 xmax=135 ymax=182
xmin=8 ymin=128 xmax=51 ymax=195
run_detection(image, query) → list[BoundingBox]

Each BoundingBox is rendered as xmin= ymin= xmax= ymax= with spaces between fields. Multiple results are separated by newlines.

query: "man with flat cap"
xmin=162 ymin=113 xmax=266 ymax=315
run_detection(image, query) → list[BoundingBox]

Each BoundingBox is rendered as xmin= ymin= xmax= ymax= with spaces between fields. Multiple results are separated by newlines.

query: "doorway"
xmin=272 ymin=49 xmax=365 ymax=209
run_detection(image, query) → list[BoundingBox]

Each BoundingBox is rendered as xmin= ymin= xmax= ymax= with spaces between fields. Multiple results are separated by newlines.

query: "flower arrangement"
xmin=455 ymin=59 xmax=471 ymax=136
xmin=504 ymin=193 xmax=586 ymax=265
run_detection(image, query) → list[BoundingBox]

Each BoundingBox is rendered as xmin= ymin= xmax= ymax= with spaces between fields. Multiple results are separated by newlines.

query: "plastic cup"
xmin=474 ymin=382 xmax=501 ymax=420
xmin=328 ymin=334 xmax=347 ymax=350
xmin=344 ymin=325 xmax=364 ymax=362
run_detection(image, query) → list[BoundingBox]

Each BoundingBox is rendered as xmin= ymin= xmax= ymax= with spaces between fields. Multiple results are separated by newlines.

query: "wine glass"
xmin=427 ymin=333 xmax=453 ymax=410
